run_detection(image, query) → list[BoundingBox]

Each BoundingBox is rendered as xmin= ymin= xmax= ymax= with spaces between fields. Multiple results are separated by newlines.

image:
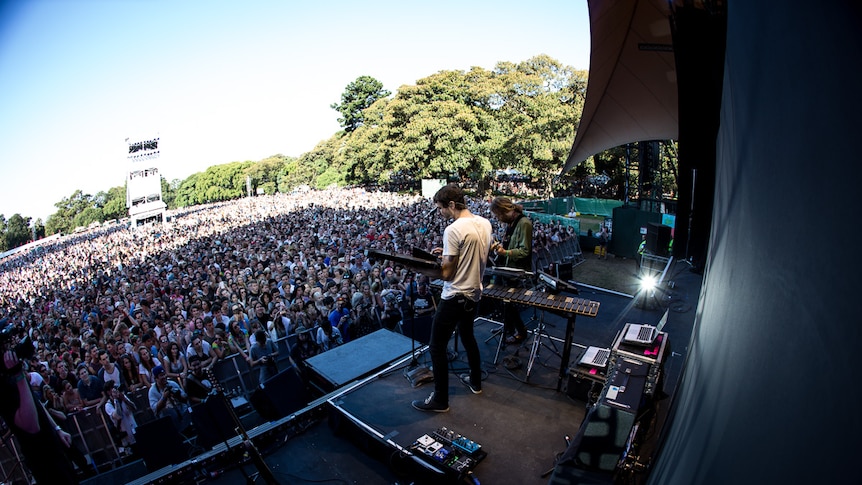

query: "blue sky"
xmin=0 ymin=0 xmax=590 ymax=222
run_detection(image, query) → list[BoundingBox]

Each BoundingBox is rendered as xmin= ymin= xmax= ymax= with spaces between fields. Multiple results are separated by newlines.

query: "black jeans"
xmin=429 ymin=295 xmax=482 ymax=405
xmin=499 ymin=276 xmax=527 ymax=338
xmin=503 ymin=301 xmax=527 ymax=338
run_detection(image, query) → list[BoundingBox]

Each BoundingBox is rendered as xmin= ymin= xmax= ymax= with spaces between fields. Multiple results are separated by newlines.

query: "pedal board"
xmin=411 ymin=427 xmax=487 ymax=479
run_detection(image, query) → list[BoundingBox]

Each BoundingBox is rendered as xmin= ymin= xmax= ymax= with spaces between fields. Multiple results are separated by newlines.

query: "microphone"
xmin=425 ymin=207 xmax=437 ymax=219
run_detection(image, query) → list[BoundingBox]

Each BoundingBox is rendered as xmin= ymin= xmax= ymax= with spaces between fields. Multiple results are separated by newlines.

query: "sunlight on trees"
xmin=6 ymin=55 xmax=677 ymax=247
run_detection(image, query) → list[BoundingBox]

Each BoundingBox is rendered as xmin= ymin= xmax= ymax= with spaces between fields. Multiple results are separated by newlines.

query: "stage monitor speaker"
xmin=554 ymin=261 xmax=573 ymax=281
xmin=401 ymin=312 xmax=433 ymax=345
xmin=132 ymin=416 xmax=186 ymax=472
xmin=304 ymin=330 xmax=414 ymax=392
xmin=191 ymin=397 xmax=239 ymax=449
xmin=574 ymin=404 xmax=636 ymax=472
xmin=646 ymin=223 xmax=672 ymax=256
xmin=80 ymin=459 xmax=147 ymax=485
xmin=250 ymin=366 xmax=307 ymax=421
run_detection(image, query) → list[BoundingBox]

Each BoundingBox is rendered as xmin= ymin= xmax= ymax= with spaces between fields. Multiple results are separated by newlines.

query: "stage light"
xmin=640 ymin=275 xmax=657 ymax=292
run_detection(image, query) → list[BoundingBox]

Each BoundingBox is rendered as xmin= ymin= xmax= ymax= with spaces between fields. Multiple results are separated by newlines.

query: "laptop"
xmin=578 ymin=346 xmax=610 ymax=368
xmin=622 ymin=309 xmax=669 ymax=345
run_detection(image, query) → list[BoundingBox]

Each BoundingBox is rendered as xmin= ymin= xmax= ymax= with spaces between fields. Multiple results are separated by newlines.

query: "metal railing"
xmin=1 ymin=335 xmax=299 ymax=482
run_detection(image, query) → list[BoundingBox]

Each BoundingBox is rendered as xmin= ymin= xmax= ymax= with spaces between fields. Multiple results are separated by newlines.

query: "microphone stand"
xmin=408 ymin=301 xmax=421 ymax=369
xmin=405 ymin=291 xmax=435 ymax=387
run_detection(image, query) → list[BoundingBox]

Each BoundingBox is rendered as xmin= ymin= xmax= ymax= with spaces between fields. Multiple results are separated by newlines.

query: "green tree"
xmin=245 ymin=155 xmax=291 ymax=195
xmin=276 ymin=160 xmax=300 ymax=194
xmin=33 ymin=218 xmax=45 ymax=240
xmin=46 ymin=190 xmax=93 ymax=235
xmin=72 ymin=206 xmax=103 ymax=230
xmin=291 ymin=135 xmax=348 ymax=189
xmin=206 ymin=162 xmax=252 ymax=200
xmin=361 ymin=69 xmax=498 ymax=183
xmin=331 ymin=75 xmax=391 ymax=132
xmin=342 ymin=98 xmax=391 ymax=184
xmin=593 ymin=146 xmax=628 ymax=199
xmin=161 ymin=177 xmax=178 ymax=209
xmin=0 ymin=214 xmax=7 ymax=252
xmin=174 ymin=173 xmax=202 ymax=207
xmin=100 ymin=186 xmax=127 ymax=221
xmin=493 ymin=56 xmax=587 ymax=196
xmin=4 ymin=213 xmax=32 ymax=249
xmin=661 ymin=140 xmax=679 ymax=198
xmin=34 ymin=56 xmax=614 ymax=226
xmin=174 ymin=162 xmax=251 ymax=206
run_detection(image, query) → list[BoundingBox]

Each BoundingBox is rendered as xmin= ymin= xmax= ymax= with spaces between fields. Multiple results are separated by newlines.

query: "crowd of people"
xmin=0 ymin=185 xmax=582 ymax=476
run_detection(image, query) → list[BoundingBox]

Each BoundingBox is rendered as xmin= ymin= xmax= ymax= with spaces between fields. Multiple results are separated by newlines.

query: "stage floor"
xmin=204 ymin=260 xmax=703 ymax=485
xmin=330 ymin=316 xmax=589 ymax=484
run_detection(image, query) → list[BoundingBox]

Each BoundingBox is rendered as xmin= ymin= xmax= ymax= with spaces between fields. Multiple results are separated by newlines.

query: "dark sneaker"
xmin=412 ymin=392 xmax=449 ymax=412
xmin=459 ymin=374 xmax=482 ymax=394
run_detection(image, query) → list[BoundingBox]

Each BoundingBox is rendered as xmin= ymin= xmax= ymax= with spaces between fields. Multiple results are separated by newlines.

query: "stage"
xmin=117 ymin=260 xmax=701 ymax=485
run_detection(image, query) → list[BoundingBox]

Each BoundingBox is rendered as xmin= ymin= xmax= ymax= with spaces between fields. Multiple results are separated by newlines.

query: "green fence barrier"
xmin=521 ymin=197 xmax=622 ymax=218
xmin=526 ymin=211 xmax=580 ymax=234
xmin=521 ymin=200 xmax=549 ymax=213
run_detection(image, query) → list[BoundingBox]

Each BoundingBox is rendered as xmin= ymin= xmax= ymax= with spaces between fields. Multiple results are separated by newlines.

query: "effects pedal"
xmin=432 ymin=427 xmax=482 ymax=456
xmin=452 ymin=436 xmax=481 ymax=455
xmin=411 ymin=427 xmax=487 ymax=479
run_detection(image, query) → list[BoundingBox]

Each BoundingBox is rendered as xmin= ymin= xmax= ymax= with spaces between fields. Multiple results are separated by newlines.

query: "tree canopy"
xmin=338 ymin=56 xmax=588 ymax=193
xmin=2 ymin=214 xmax=31 ymax=251
xmin=331 ymin=75 xmax=392 ymax=133
xmin=1 ymin=54 xmax=680 ymax=250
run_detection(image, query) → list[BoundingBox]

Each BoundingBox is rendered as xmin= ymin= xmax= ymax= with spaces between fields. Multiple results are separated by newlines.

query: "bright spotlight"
xmin=640 ymin=275 xmax=657 ymax=291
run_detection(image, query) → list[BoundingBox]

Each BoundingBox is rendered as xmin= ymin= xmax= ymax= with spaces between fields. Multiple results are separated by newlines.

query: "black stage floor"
xmin=172 ymin=260 xmax=701 ymax=485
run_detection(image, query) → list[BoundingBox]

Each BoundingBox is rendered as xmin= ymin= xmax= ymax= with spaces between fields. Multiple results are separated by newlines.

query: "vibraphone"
xmin=481 ymin=283 xmax=599 ymax=318
xmin=481 ymin=283 xmax=600 ymax=390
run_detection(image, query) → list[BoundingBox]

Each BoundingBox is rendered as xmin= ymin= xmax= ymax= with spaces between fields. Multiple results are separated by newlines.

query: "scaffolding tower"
xmin=126 ymin=135 xmax=166 ymax=226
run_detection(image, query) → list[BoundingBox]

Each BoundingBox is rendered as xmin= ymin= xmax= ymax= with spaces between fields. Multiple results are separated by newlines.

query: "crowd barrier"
xmin=533 ymin=232 xmax=584 ymax=274
xmin=0 ymin=334 xmax=298 ymax=483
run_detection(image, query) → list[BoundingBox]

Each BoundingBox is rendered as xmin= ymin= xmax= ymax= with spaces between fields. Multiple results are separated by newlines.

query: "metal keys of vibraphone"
xmin=482 ymin=283 xmax=599 ymax=318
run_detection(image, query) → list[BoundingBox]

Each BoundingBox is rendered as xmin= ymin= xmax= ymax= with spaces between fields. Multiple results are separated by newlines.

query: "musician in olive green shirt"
xmin=490 ymin=197 xmax=533 ymax=344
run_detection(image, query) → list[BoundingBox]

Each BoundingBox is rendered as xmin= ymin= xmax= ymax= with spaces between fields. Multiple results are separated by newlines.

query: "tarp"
xmin=647 ymin=3 xmax=861 ymax=484
xmin=559 ymin=1 xmax=861 ymax=483
xmin=521 ymin=197 xmax=622 ymax=218
xmin=562 ymin=0 xmax=679 ymax=173
xmin=571 ymin=198 xmax=623 ymax=218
